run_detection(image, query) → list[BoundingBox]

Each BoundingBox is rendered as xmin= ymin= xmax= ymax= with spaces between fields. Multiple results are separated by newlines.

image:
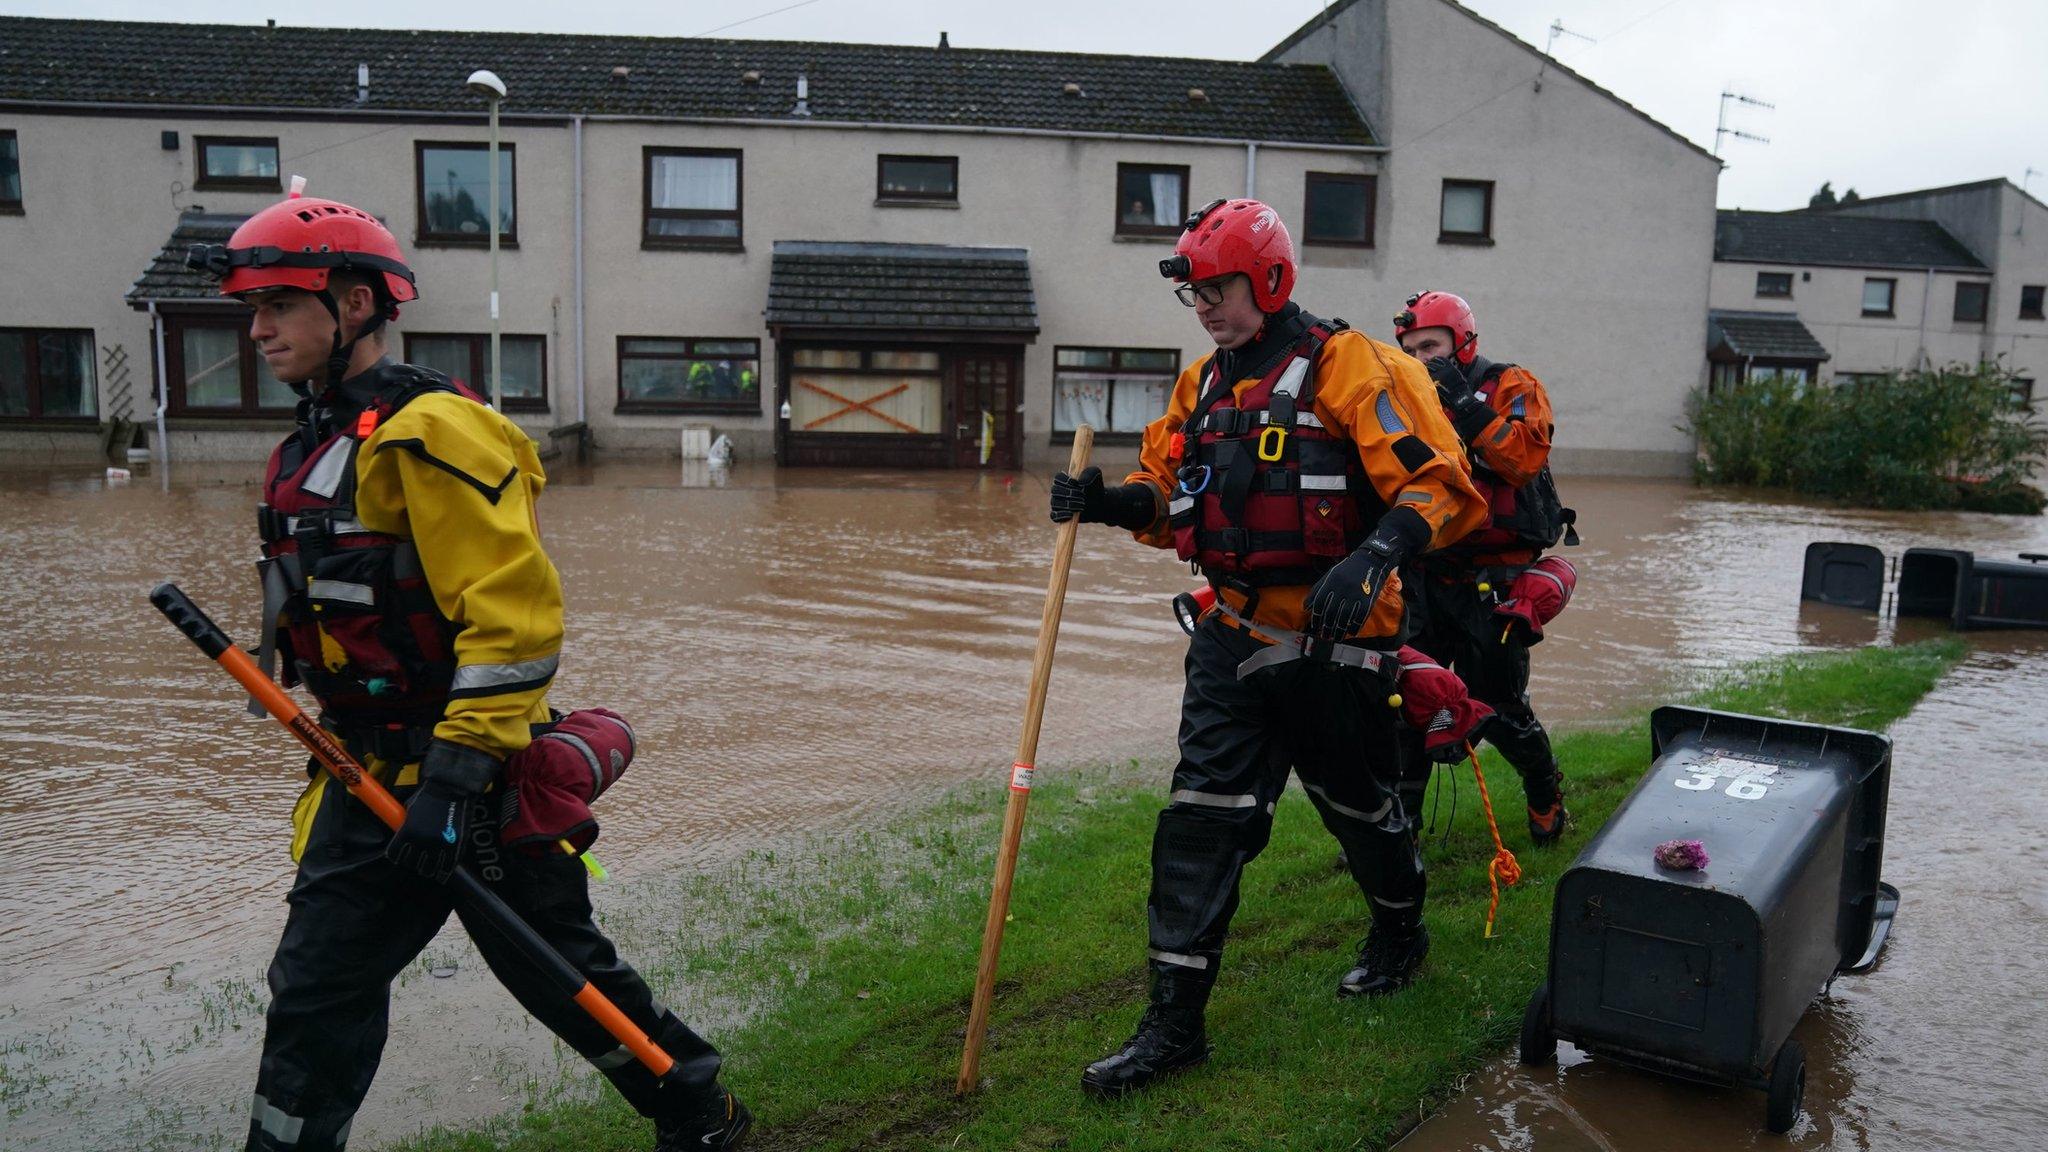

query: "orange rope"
xmin=1467 ymin=745 xmax=1523 ymax=938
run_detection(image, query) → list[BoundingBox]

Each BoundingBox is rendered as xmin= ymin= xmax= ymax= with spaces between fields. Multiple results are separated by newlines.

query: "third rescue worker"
xmin=1394 ymin=290 xmax=1577 ymax=844
xmin=1050 ymin=199 xmax=1485 ymax=1096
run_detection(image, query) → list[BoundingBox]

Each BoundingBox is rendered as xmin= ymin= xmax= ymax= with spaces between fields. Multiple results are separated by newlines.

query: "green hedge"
xmin=1687 ymin=363 xmax=2047 ymax=512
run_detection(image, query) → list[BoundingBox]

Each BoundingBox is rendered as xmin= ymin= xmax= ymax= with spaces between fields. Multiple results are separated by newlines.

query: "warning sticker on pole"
xmin=1009 ymin=761 xmax=1035 ymax=792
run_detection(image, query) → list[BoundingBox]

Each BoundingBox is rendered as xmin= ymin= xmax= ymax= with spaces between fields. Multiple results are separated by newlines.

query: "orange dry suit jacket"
xmin=1441 ymin=360 xmax=1557 ymax=567
xmin=1126 ymin=327 xmax=1486 ymax=644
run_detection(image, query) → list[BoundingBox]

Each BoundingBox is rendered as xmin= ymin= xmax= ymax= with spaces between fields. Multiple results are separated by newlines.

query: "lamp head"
xmin=466 ymin=69 xmax=507 ymax=100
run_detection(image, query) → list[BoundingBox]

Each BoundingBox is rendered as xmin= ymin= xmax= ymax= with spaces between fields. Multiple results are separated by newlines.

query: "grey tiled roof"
xmin=1707 ymin=310 xmax=1830 ymax=363
xmin=1715 ymin=210 xmax=1987 ymax=272
xmin=767 ymin=241 xmax=1037 ymax=333
xmin=0 ymin=16 xmax=1375 ymax=147
xmin=127 ymin=212 xmax=248 ymax=306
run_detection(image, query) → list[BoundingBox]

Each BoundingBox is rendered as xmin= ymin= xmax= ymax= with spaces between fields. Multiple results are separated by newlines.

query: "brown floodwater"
xmin=1 ymin=456 xmax=2043 ymax=1150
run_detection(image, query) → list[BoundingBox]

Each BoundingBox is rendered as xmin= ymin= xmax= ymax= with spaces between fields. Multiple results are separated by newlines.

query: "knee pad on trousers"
xmin=1147 ymin=806 xmax=1258 ymax=956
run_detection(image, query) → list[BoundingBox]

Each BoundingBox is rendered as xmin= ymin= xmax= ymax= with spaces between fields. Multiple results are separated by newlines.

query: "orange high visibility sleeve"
xmin=1313 ymin=332 xmax=1487 ymax=553
xmin=1468 ymin=365 xmax=1554 ymax=489
xmin=1125 ymin=356 xmax=1210 ymax=549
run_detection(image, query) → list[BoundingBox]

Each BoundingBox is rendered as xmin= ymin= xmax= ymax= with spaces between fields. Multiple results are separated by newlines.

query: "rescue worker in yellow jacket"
xmin=1051 ymin=199 xmax=1485 ymax=1096
xmin=1394 ymin=290 xmax=1578 ymax=844
xmin=190 ymin=189 xmax=748 ymax=1151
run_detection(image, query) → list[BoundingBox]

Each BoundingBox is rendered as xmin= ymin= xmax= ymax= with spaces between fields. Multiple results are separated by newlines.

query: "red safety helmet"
xmin=1393 ymin=289 xmax=1478 ymax=365
xmin=190 ymin=195 xmax=417 ymax=315
xmin=1158 ymin=197 xmax=1297 ymax=313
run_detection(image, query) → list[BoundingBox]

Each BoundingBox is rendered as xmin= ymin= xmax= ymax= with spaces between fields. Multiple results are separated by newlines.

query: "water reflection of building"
xmin=0 ymin=2 xmax=1719 ymax=472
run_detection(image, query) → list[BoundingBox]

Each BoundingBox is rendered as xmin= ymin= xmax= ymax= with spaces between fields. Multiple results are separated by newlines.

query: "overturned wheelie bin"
xmin=1518 ymin=705 xmax=1897 ymax=1134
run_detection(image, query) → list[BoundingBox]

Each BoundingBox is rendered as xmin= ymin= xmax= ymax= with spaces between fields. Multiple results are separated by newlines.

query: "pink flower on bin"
xmin=1654 ymin=839 xmax=1710 ymax=871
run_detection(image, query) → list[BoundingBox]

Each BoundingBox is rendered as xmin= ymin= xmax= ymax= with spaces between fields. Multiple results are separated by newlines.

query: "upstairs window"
xmin=1861 ymin=278 xmax=1896 ymax=318
xmin=1954 ymin=281 xmax=1990 ymax=323
xmin=0 ymin=329 xmax=96 ymax=419
xmin=0 ymin=130 xmax=20 ymax=213
xmin=196 ymin=136 xmax=281 ymax=191
xmin=645 ymin=148 xmax=743 ymax=248
xmin=405 ymin=333 xmax=548 ymax=411
xmin=415 ymin=141 xmax=516 ymax=246
xmin=2021 ymin=285 xmax=2045 ymax=321
xmin=1439 ymin=179 xmax=1494 ymax=243
xmin=877 ymin=155 xmax=958 ymax=203
xmin=1755 ymin=271 xmax=1793 ymax=298
xmin=1303 ymin=173 xmax=1375 ymax=246
xmin=1116 ymin=163 xmax=1188 ymax=237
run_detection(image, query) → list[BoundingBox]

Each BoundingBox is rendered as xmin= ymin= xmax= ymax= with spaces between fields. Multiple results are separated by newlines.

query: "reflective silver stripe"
xmin=1301 ymin=781 xmax=1394 ymax=825
xmin=1255 ymin=410 xmax=1325 ymax=430
xmin=593 ymin=711 xmax=637 ymax=759
xmin=1169 ymin=789 xmax=1260 ymax=810
xmin=1169 ymin=496 xmax=1195 ymax=516
xmin=285 ymin=515 xmax=370 ymax=535
xmin=1529 ymin=568 xmax=1569 ymax=600
xmin=1217 ymin=599 xmax=1390 ymax=680
xmin=1299 ymin=474 xmax=1347 ymax=491
xmin=592 ymin=1044 xmax=638 ymax=1071
xmin=1371 ymin=895 xmax=1418 ymax=909
xmin=306 ymin=579 xmax=375 ymax=606
xmin=450 ymin=654 xmax=560 ymax=693
xmin=1147 ymin=948 xmax=1210 ymax=970
xmin=543 ymin=730 xmax=605 ymax=797
xmin=1397 ymin=489 xmax=1434 ymax=505
xmin=301 ymin=440 xmax=355 ymax=500
xmin=1375 ymin=391 xmax=1408 ymax=434
xmin=250 ymin=1093 xmax=306 ymax=1145
xmin=1270 ymin=356 xmax=1311 ymax=399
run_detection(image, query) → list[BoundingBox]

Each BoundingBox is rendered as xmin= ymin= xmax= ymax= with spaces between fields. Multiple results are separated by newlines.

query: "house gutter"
xmin=1916 ymin=267 xmax=1933 ymax=370
xmin=0 ymin=99 xmax=1386 ymax=154
xmin=573 ymin=114 xmax=587 ymax=426
xmin=147 ymin=300 xmax=169 ymax=471
xmin=1244 ymin=142 xmax=1258 ymax=198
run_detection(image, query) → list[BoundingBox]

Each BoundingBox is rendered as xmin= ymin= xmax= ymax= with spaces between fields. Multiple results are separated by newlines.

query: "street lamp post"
xmin=466 ymin=69 xmax=507 ymax=410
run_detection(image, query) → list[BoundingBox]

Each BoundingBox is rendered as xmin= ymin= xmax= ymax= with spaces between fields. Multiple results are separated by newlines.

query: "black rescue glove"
xmin=1049 ymin=466 xmax=1158 ymax=530
xmin=1304 ymin=506 xmax=1432 ymax=642
xmin=385 ymin=738 xmax=500 ymax=884
xmin=1426 ymin=356 xmax=1498 ymax=443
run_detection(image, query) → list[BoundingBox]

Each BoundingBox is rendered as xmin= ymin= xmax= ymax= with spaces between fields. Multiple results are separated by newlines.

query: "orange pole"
xmin=150 ymin=584 xmax=675 ymax=1077
xmin=957 ymin=425 xmax=1094 ymax=1094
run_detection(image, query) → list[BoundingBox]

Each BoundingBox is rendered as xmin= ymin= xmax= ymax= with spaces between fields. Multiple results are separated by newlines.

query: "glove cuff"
xmin=1364 ymin=504 xmax=1431 ymax=563
xmin=420 ymin=737 xmax=501 ymax=796
xmin=1101 ymin=481 xmax=1160 ymax=532
xmin=1451 ymin=400 xmax=1498 ymax=444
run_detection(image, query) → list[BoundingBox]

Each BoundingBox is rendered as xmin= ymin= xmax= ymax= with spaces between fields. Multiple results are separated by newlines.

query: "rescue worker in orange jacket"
xmin=1051 ymin=199 xmax=1485 ymax=1097
xmin=1394 ymin=290 xmax=1576 ymax=844
xmin=190 ymin=188 xmax=748 ymax=1152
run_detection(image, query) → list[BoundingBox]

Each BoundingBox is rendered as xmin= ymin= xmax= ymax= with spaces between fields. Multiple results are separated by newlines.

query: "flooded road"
xmin=1 ymin=456 xmax=2044 ymax=1149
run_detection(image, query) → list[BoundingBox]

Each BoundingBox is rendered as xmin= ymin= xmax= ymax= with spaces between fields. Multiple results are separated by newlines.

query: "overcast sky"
xmin=9 ymin=0 xmax=2045 ymax=210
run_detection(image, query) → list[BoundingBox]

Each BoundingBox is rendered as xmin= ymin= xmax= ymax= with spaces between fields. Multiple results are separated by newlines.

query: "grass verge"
xmin=397 ymin=638 xmax=1962 ymax=1152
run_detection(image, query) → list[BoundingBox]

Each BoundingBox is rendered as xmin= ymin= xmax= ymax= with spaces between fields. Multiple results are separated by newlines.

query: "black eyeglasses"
xmin=1174 ymin=282 xmax=1228 ymax=307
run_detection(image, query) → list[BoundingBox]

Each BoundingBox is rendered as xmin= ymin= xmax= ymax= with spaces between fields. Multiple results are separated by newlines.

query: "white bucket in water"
xmin=680 ymin=427 xmax=711 ymax=460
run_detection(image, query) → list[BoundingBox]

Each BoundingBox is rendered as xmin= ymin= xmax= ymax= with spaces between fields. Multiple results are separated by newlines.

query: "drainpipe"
xmin=573 ymin=114 xmax=587 ymax=426
xmin=147 ymin=300 xmax=170 ymax=471
xmin=1244 ymin=141 xmax=1258 ymax=200
xmin=1915 ymin=267 xmax=1933 ymax=370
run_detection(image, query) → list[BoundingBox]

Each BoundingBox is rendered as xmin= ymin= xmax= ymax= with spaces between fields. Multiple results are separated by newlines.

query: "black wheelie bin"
xmin=1517 ymin=705 xmax=1898 ymax=1134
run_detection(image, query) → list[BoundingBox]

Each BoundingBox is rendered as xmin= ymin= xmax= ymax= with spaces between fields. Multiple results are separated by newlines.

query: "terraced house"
xmin=1710 ymin=179 xmax=2048 ymax=401
xmin=0 ymin=0 xmax=1720 ymax=471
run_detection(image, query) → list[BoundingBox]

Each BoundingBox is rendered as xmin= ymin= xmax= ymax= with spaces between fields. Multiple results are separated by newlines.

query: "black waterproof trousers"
xmin=1400 ymin=563 xmax=1562 ymax=816
xmin=1145 ymin=615 xmax=1424 ymax=1009
xmin=246 ymin=775 xmax=722 ymax=1151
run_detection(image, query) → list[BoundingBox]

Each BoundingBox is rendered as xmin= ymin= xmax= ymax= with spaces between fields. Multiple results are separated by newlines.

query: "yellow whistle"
xmin=1387 ymin=693 xmax=1403 ymax=708
xmin=1477 ymin=582 xmax=1492 ymax=594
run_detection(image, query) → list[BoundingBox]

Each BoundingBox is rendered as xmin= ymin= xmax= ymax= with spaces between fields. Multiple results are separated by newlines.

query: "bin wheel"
xmin=1518 ymin=982 xmax=1556 ymax=1066
xmin=1765 ymin=1038 xmax=1806 ymax=1134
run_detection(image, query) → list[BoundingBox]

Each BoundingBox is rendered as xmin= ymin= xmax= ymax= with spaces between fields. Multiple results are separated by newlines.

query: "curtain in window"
xmin=652 ymin=154 xmax=737 ymax=210
xmin=1149 ymin=173 xmax=1182 ymax=227
xmin=182 ymin=329 xmax=241 ymax=408
xmin=1109 ymin=378 xmax=1170 ymax=431
xmin=1053 ymin=376 xmax=1111 ymax=432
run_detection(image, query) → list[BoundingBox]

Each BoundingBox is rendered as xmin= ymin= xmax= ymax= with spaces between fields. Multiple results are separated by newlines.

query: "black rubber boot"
xmin=1080 ymin=1004 xmax=1211 ymax=1097
xmin=1337 ymin=923 xmax=1430 ymax=998
xmin=655 ymin=1087 xmax=751 ymax=1151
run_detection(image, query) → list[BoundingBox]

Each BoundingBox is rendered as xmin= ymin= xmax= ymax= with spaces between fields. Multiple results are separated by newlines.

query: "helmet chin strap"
xmin=303 ymin=287 xmax=389 ymax=398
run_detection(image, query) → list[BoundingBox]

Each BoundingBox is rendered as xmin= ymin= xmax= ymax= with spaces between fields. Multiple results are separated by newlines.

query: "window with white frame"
xmin=1052 ymin=347 xmax=1178 ymax=436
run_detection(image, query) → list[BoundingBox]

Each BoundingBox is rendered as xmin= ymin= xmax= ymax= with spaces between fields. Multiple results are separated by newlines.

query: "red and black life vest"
xmin=1448 ymin=357 xmax=1575 ymax=561
xmin=1168 ymin=319 xmax=1382 ymax=588
xmin=254 ymin=364 xmax=480 ymax=742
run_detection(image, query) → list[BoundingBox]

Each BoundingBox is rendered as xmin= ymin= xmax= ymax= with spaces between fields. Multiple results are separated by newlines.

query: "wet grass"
xmin=393 ymin=639 xmax=1962 ymax=1152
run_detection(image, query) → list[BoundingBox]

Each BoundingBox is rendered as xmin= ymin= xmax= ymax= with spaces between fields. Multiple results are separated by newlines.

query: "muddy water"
xmin=1 ymin=458 xmax=2043 ymax=1150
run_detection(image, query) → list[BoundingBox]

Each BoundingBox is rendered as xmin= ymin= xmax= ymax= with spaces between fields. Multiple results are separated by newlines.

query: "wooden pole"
xmin=957 ymin=424 xmax=1095 ymax=1094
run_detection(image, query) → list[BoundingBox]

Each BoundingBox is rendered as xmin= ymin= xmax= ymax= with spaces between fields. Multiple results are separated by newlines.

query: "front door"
xmin=949 ymin=349 xmax=1020 ymax=469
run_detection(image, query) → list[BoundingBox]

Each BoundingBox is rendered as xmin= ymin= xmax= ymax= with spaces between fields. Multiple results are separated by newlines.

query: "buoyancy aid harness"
xmin=1169 ymin=317 xmax=1383 ymax=595
xmin=251 ymin=364 xmax=478 ymax=755
xmin=1452 ymin=357 xmax=1579 ymax=557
